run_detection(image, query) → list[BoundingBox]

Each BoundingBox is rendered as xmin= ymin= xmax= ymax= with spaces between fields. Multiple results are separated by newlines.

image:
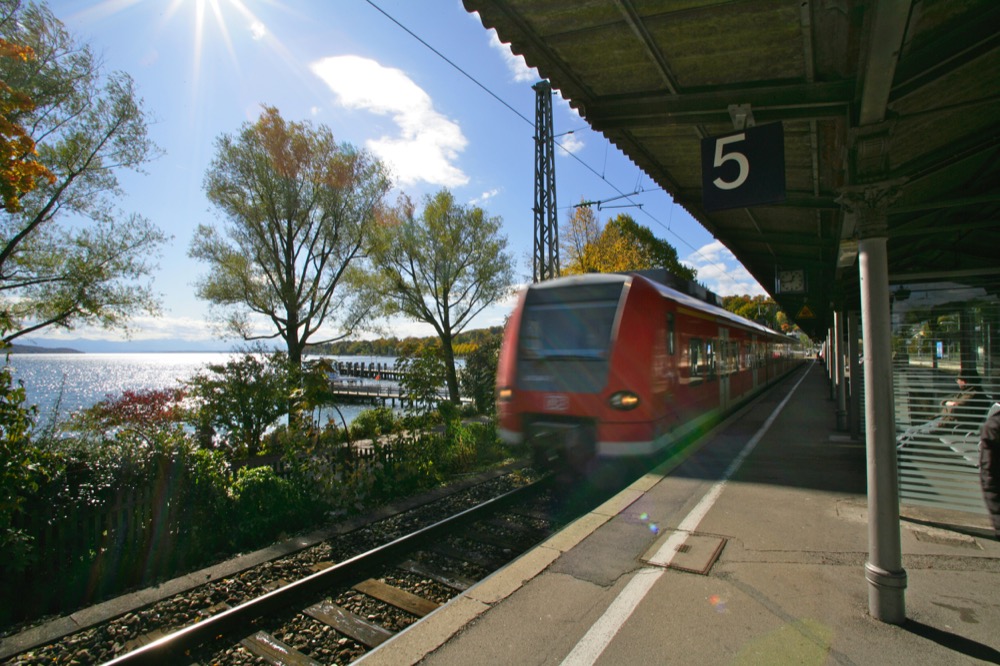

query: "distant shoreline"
xmin=8 ymin=344 xmax=83 ymax=354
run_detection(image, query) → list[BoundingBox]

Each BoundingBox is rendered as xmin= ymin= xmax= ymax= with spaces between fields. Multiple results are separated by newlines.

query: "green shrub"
xmin=438 ymin=419 xmax=507 ymax=475
xmin=185 ymin=349 xmax=290 ymax=458
xmin=350 ymin=406 xmax=399 ymax=441
xmin=459 ymin=331 xmax=502 ymax=415
xmin=229 ymin=465 xmax=308 ymax=549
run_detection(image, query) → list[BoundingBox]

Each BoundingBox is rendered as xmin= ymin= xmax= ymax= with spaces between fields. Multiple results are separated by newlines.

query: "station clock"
xmin=777 ymin=269 xmax=806 ymax=294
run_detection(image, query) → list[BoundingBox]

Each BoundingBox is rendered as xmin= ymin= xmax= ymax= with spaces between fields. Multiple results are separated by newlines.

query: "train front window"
xmin=516 ymin=280 xmax=626 ymax=394
xmin=520 ymin=301 xmax=618 ymax=360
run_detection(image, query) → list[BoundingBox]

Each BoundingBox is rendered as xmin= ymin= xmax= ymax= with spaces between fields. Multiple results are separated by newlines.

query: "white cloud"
xmin=249 ymin=20 xmax=267 ymax=40
xmin=311 ymin=55 xmax=468 ymax=188
xmin=556 ymin=132 xmax=585 ymax=155
xmin=469 ymin=188 xmax=500 ymax=206
xmin=684 ymin=241 xmax=767 ymax=297
xmin=488 ymin=30 xmax=537 ymax=83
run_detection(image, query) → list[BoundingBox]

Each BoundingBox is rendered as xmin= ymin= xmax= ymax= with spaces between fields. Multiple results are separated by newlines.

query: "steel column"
xmin=841 ymin=182 xmax=907 ymax=624
xmin=835 ymin=310 xmax=847 ymax=430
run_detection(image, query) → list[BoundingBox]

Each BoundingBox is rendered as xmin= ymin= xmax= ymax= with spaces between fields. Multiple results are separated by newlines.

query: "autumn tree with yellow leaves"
xmin=560 ymin=208 xmax=696 ymax=281
xmin=0 ymin=38 xmax=53 ymax=213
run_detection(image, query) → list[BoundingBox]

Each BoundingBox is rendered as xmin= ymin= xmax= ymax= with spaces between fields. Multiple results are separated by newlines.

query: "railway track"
xmin=97 ymin=475 xmax=558 ymax=665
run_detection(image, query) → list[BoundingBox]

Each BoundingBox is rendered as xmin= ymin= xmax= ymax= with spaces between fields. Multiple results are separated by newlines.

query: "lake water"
xmin=6 ymin=352 xmax=395 ymax=427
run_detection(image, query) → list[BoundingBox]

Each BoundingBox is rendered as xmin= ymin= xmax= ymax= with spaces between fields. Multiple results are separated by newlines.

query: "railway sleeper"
xmin=463 ymin=525 xmax=533 ymax=552
xmin=352 ymin=578 xmax=440 ymax=617
xmin=241 ymin=630 xmax=321 ymax=666
xmin=429 ymin=540 xmax=509 ymax=571
xmin=397 ymin=558 xmax=476 ymax=591
xmin=304 ymin=598 xmax=394 ymax=648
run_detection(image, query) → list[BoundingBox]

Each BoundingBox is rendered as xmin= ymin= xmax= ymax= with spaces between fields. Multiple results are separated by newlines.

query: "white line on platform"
xmin=560 ymin=368 xmax=811 ymax=666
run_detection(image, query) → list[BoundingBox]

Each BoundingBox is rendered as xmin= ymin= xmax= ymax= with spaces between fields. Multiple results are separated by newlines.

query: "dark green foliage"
xmin=460 ymin=329 xmax=503 ymax=415
xmin=229 ymin=466 xmax=311 ymax=550
xmin=606 ymin=214 xmax=696 ymax=281
xmin=721 ymin=294 xmax=788 ymax=332
xmin=0 ymin=351 xmax=42 ymax=577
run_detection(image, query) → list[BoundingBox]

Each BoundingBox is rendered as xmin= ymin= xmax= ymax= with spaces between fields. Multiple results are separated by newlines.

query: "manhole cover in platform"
xmin=641 ymin=532 xmax=727 ymax=575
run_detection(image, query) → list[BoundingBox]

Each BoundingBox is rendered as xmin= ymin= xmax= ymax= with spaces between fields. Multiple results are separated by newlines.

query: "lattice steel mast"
xmin=532 ymin=80 xmax=559 ymax=282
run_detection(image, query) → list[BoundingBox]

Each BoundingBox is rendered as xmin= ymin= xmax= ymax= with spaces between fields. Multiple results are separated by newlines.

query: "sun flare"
xmin=163 ymin=0 xmax=269 ymax=84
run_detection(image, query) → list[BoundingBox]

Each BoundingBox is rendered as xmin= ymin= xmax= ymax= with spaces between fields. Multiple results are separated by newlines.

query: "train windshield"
xmin=516 ymin=281 xmax=625 ymax=393
xmin=519 ymin=301 xmax=618 ymax=359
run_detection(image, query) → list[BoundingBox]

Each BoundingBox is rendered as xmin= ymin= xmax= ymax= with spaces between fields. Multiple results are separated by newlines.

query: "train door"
xmin=751 ymin=334 xmax=759 ymax=390
xmin=719 ymin=327 xmax=731 ymax=411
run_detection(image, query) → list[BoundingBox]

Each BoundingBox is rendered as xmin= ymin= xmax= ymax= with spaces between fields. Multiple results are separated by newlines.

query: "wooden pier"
xmin=315 ymin=359 xmax=468 ymax=407
xmin=327 ymin=382 xmax=427 ymax=408
xmin=331 ymin=360 xmax=406 ymax=382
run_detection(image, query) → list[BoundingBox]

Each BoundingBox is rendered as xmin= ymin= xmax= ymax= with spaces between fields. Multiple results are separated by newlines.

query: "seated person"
xmin=940 ymin=374 xmax=985 ymax=427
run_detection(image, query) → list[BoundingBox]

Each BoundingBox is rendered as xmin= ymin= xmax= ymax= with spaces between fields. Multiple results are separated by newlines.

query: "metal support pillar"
xmin=848 ymin=311 xmax=862 ymax=440
xmin=840 ymin=182 xmax=906 ymax=624
xmin=532 ymin=80 xmax=559 ymax=283
xmin=828 ymin=326 xmax=836 ymax=400
xmin=835 ymin=310 xmax=848 ymax=430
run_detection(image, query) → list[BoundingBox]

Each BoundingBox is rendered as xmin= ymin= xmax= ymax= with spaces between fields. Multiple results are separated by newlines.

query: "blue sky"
xmin=29 ymin=0 xmax=765 ymax=351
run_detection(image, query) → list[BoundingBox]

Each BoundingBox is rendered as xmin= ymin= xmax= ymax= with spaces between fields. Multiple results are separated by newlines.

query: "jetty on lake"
xmin=320 ymin=360 xmax=461 ymax=407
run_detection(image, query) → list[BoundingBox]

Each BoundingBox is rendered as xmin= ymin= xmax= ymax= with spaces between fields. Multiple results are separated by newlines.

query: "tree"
xmin=0 ymin=1 xmax=167 ymax=342
xmin=191 ymin=106 xmax=392 ymax=370
xmin=367 ymin=190 xmax=515 ymax=404
xmin=560 ymin=210 xmax=696 ymax=281
xmin=560 ymin=201 xmax=601 ymax=274
xmin=721 ymin=294 xmax=792 ymax=333
xmin=185 ymin=350 xmax=290 ymax=459
xmin=460 ymin=327 xmax=503 ymax=415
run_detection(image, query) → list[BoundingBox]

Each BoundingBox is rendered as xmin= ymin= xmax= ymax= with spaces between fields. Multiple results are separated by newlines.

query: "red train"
xmin=496 ymin=271 xmax=802 ymax=468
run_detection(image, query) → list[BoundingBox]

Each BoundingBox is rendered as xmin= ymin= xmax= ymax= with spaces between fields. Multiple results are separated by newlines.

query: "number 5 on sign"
xmin=701 ymin=122 xmax=785 ymax=212
xmin=712 ymin=134 xmax=749 ymax=190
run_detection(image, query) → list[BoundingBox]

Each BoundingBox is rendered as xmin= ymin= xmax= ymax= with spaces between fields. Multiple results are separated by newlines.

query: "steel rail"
xmin=103 ymin=476 xmax=551 ymax=665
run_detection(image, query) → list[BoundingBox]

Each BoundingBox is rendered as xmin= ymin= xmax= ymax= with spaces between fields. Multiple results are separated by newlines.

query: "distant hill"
xmin=9 ymin=343 xmax=83 ymax=354
xmin=9 ymin=338 xmax=240 ymax=354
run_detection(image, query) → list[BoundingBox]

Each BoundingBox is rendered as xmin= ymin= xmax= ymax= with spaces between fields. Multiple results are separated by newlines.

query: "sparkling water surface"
xmin=7 ymin=352 xmax=391 ymax=426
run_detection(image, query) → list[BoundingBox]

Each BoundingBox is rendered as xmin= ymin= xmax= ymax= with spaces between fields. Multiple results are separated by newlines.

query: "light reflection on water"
xmin=7 ymin=353 xmax=393 ymax=426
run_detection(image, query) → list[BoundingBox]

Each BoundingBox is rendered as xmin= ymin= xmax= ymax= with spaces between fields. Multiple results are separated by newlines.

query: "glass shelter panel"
xmin=890 ymin=281 xmax=1000 ymax=516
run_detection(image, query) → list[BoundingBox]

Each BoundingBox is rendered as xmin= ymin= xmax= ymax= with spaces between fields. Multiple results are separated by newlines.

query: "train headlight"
xmin=609 ymin=391 xmax=640 ymax=410
xmin=498 ymin=387 xmax=513 ymax=402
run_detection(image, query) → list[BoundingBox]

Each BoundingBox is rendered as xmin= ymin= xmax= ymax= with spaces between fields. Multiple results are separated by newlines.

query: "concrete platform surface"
xmin=358 ymin=363 xmax=1000 ymax=666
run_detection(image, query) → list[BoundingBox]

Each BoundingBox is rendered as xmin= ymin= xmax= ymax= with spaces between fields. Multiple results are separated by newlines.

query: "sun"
xmin=163 ymin=0 xmax=269 ymax=84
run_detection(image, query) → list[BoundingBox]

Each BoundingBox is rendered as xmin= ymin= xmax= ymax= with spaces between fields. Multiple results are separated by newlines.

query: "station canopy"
xmin=463 ymin=0 xmax=1000 ymax=340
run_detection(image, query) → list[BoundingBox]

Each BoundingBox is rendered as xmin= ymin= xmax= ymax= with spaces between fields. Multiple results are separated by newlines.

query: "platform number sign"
xmin=701 ymin=122 xmax=786 ymax=212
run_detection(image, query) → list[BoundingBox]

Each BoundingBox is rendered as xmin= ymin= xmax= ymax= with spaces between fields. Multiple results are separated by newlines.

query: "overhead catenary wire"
xmin=363 ymin=0 xmax=745 ymax=293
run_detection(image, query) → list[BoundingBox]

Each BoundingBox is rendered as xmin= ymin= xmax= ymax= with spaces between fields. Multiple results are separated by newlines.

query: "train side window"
xmin=706 ymin=339 xmax=716 ymax=380
xmin=690 ymin=337 xmax=702 ymax=378
xmin=667 ymin=312 xmax=675 ymax=355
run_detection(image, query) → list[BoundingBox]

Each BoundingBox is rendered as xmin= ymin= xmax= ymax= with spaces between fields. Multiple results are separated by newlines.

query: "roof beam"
xmin=613 ymin=0 xmax=680 ymax=94
xmin=582 ymin=81 xmax=853 ymax=129
xmin=858 ymin=1 xmax=912 ymax=125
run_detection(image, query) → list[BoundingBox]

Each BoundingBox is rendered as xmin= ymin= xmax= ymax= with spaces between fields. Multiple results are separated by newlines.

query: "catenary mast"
xmin=532 ymin=80 xmax=559 ymax=282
